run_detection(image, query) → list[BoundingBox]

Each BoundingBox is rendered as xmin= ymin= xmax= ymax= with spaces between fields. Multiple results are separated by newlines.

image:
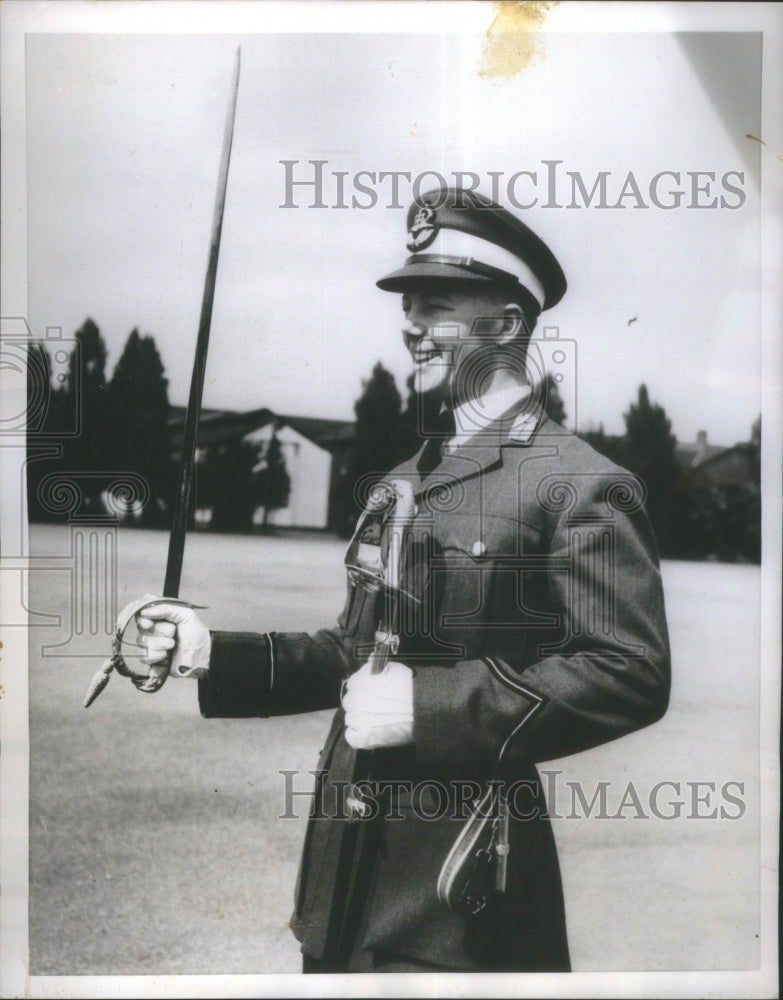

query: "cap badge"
xmin=406 ymin=206 xmax=438 ymax=252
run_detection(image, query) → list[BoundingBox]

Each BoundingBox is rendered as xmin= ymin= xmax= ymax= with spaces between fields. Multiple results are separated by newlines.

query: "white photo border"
xmin=1 ymin=2 xmax=780 ymax=998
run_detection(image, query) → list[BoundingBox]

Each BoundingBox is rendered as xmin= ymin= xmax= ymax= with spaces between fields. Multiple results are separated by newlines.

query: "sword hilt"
xmin=82 ymin=596 xmax=205 ymax=707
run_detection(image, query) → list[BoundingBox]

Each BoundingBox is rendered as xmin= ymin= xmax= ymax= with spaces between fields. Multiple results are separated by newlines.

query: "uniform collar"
xmin=448 ymin=382 xmax=534 ymax=450
xmin=394 ymin=384 xmax=543 ymax=496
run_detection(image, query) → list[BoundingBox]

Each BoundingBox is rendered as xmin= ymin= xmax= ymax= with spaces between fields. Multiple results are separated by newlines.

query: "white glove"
xmin=135 ymin=596 xmax=211 ymax=680
xmin=342 ymin=660 xmax=414 ymax=750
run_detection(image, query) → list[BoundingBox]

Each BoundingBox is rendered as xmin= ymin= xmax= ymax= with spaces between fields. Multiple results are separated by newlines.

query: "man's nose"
xmin=402 ymin=319 xmax=427 ymax=342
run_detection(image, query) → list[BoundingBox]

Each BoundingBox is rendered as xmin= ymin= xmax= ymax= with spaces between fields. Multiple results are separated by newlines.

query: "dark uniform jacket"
xmin=197 ymin=408 xmax=671 ymax=971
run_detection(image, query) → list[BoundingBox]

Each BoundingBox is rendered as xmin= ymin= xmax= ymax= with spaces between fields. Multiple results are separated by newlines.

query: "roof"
xmin=276 ymin=414 xmax=355 ymax=449
xmin=167 ymin=406 xmax=354 ymax=453
xmin=694 ymin=441 xmax=752 ymax=471
xmin=675 ymin=439 xmax=726 ymax=468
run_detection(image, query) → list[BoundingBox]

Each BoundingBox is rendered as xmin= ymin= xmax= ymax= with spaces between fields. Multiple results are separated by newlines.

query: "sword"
xmin=164 ymin=47 xmax=241 ymax=599
xmin=326 ymin=478 xmax=418 ymax=964
xmin=84 ymin=49 xmax=241 ymax=707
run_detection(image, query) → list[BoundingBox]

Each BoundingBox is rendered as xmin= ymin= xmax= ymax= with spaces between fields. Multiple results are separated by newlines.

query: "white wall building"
xmin=171 ymin=406 xmax=354 ymax=533
xmin=244 ymin=422 xmax=332 ymax=529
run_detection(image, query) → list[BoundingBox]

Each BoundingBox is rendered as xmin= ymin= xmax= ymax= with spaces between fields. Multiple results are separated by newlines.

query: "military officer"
xmin=138 ymin=185 xmax=671 ymax=973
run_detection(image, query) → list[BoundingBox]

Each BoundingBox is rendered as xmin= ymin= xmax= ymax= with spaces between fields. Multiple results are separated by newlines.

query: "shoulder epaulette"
xmin=507 ymin=409 xmax=538 ymax=444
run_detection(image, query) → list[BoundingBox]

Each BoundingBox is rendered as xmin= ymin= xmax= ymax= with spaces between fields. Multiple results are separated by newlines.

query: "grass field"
xmin=27 ymin=524 xmax=761 ymax=974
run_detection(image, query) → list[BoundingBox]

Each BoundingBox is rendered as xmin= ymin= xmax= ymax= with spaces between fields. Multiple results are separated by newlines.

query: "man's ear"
xmin=497 ymin=303 xmax=525 ymax=345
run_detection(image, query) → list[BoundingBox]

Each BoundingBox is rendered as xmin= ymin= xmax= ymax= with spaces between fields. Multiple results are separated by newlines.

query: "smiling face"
xmin=401 ymin=280 xmax=525 ymax=408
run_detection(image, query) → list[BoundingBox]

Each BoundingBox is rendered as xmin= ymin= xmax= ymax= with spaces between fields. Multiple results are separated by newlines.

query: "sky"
xmin=24 ymin=23 xmax=764 ymax=446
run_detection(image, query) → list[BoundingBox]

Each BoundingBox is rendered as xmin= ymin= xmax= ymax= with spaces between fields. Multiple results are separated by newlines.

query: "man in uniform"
xmin=138 ymin=185 xmax=671 ymax=973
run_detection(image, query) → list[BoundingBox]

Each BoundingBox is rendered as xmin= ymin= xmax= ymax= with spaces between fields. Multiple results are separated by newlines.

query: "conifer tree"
xmin=109 ymin=329 xmax=171 ymax=522
xmin=255 ymin=427 xmax=291 ymax=528
xmin=61 ymin=318 xmax=112 ymax=511
xmin=622 ymin=384 xmax=679 ymax=551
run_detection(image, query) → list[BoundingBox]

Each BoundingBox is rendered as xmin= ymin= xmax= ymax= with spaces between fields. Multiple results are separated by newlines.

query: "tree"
xmin=329 ymin=362 xmax=408 ymax=537
xmin=255 ymin=427 xmax=291 ymax=529
xmin=199 ymin=438 xmax=260 ymax=533
xmin=749 ymin=414 xmax=761 ymax=487
xmin=354 ymin=362 xmax=405 ymax=471
xmin=579 ymin=421 xmax=628 ymax=467
xmin=539 ymin=371 xmax=567 ymax=426
xmin=61 ymin=318 xmax=113 ymax=511
xmin=26 ymin=340 xmax=52 ymax=435
xmin=108 ymin=329 xmax=171 ymax=523
xmin=621 ymin=384 xmax=679 ymax=552
xmin=350 ymin=361 xmax=407 ymax=511
xmin=26 ymin=340 xmax=58 ymax=521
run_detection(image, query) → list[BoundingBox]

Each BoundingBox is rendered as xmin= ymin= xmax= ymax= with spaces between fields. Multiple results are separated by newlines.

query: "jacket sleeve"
xmin=412 ymin=481 xmax=671 ymax=778
xmin=198 ymin=619 xmax=350 ymax=719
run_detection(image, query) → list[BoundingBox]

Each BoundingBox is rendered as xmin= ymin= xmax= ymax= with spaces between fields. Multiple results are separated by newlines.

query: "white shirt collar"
xmin=448 ymin=382 xmax=532 ymax=448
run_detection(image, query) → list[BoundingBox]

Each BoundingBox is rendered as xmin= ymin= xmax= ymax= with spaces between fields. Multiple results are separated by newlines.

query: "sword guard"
xmin=82 ymin=595 xmax=205 ymax=706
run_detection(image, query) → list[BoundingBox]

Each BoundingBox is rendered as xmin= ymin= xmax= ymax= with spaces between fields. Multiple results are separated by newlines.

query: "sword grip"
xmin=369 ymin=627 xmax=399 ymax=674
xmin=494 ymin=791 xmax=510 ymax=893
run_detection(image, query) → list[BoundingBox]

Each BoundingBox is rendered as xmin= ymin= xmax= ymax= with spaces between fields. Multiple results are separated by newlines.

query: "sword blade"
xmin=163 ymin=48 xmax=241 ymax=599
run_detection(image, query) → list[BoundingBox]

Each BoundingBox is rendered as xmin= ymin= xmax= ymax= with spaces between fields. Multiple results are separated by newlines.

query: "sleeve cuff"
xmin=412 ymin=658 xmax=545 ymax=779
xmin=198 ymin=631 xmax=273 ymax=718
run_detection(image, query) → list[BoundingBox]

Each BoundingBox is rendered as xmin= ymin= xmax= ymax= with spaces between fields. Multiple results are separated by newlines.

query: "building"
xmin=167 ymin=406 xmax=354 ymax=531
xmin=675 ymin=429 xmax=726 ymax=473
xmin=676 ymin=429 xmax=756 ymax=488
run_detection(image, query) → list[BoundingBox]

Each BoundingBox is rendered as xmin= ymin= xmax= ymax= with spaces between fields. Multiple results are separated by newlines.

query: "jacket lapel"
xmin=387 ymin=402 xmax=547 ymax=500
xmin=423 ymin=440 xmax=503 ymax=494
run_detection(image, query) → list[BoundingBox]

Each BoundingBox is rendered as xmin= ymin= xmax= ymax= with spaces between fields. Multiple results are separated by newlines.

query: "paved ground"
xmin=27 ymin=525 xmax=761 ymax=974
